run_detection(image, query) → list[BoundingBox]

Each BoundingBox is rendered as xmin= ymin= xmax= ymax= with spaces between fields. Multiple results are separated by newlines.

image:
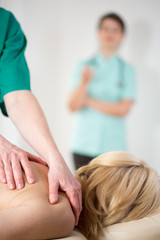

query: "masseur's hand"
xmin=0 ymin=135 xmax=47 ymax=190
xmin=47 ymin=154 xmax=82 ymax=226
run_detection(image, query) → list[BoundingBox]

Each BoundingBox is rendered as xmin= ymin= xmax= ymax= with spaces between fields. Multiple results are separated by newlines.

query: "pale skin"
xmin=0 ymin=90 xmax=82 ymax=225
xmin=0 ymin=161 xmax=75 ymax=240
xmin=68 ymin=18 xmax=133 ymax=115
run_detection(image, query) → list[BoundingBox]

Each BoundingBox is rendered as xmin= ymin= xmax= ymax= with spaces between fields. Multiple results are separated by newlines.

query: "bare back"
xmin=0 ymin=162 xmax=75 ymax=240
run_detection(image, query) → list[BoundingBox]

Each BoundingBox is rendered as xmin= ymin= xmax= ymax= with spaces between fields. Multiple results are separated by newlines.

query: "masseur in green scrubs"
xmin=0 ymin=8 xmax=81 ymax=225
xmin=68 ymin=13 xmax=136 ymax=169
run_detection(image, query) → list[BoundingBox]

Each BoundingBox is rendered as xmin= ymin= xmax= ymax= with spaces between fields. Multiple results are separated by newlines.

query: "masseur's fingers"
xmin=0 ymin=135 xmax=36 ymax=189
xmin=0 ymin=159 xmax=6 ymax=184
xmin=48 ymin=169 xmax=82 ymax=224
xmin=11 ymin=152 xmax=24 ymax=189
xmin=66 ymin=191 xmax=80 ymax=225
xmin=20 ymin=152 xmax=35 ymax=184
xmin=3 ymin=154 xmax=15 ymax=190
xmin=66 ymin=181 xmax=82 ymax=225
xmin=47 ymin=160 xmax=82 ymax=225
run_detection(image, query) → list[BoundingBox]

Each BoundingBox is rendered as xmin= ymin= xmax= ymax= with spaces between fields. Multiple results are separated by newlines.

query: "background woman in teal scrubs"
xmin=68 ymin=13 xmax=136 ymax=169
xmin=0 ymin=8 xmax=81 ymax=224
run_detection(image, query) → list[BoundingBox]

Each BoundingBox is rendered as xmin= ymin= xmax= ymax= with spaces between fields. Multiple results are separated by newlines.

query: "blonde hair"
xmin=76 ymin=151 xmax=160 ymax=240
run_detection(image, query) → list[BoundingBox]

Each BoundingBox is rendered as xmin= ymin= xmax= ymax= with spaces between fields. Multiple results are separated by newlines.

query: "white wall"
xmin=0 ymin=0 xmax=160 ymax=173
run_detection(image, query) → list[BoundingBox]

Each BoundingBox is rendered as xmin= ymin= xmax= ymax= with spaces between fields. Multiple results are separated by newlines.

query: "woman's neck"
xmin=100 ymin=46 xmax=117 ymax=59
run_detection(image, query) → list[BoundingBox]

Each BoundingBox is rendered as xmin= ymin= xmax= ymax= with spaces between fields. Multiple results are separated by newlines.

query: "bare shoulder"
xmin=24 ymin=162 xmax=75 ymax=238
xmin=29 ymin=190 xmax=75 ymax=239
xmin=48 ymin=191 xmax=75 ymax=233
xmin=29 ymin=162 xmax=75 ymax=237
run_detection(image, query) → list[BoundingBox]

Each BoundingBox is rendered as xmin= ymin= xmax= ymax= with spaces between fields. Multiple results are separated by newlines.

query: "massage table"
xmin=54 ymin=212 xmax=160 ymax=240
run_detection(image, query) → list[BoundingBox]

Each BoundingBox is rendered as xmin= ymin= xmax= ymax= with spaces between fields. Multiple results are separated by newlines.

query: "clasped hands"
xmin=70 ymin=67 xmax=93 ymax=111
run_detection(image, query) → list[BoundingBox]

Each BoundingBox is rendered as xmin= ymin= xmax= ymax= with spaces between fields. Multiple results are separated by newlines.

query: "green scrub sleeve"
xmin=121 ymin=64 xmax=136 ymax=101
xmin=0 ymin=11 xmax=31 ymax=117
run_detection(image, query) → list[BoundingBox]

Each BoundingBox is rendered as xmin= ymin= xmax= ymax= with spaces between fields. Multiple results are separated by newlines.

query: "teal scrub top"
xmin=69 ymin=54 xmax=136 ymax=157
xmin=0 ymin=8 xmax=31 ymax=116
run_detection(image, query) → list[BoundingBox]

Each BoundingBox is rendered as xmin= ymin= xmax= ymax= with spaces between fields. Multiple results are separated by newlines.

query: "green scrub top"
xmin=0 ymin=8 xmax=31 ymax=116
xmin=69 ymin=54 xmax=136 ymax=157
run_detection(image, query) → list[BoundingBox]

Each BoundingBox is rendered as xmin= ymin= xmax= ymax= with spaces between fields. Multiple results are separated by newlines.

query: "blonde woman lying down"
xmin=0 ymin=151 xmax=160 ymax=240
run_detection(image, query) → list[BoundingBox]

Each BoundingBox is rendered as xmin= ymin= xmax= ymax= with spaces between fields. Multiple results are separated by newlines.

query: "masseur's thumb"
xmin=48 ymin=175 xmax=59 ymax=204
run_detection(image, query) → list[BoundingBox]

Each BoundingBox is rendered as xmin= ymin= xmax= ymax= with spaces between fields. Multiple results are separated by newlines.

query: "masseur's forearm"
xmin=85 ymin=97 xmax=133 ymax=116
xmin=4 ymin=90 xmax=62 ymax=164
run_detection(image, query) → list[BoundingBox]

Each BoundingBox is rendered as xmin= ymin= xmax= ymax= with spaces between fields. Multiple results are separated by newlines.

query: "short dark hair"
xmin=98 ymin=13 xmax=126 ymax=32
